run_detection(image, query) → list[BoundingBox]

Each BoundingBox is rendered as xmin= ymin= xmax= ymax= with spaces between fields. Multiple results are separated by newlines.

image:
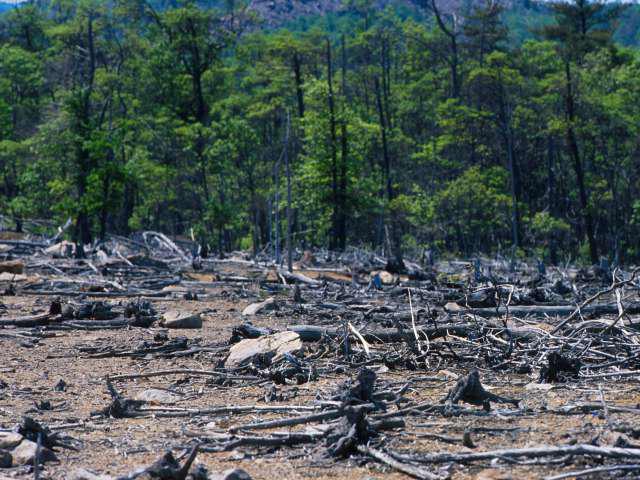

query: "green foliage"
xmin=425 ymin=166 xmax=512 ymax=254
xmin=0 ymin=0 xmax=639 ymax=263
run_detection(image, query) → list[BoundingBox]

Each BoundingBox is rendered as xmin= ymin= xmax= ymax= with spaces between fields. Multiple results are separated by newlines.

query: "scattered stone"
xmin=211 ymin=469 xmax=253 ymax=480
xmin=70 ymin=468 xmax=114 ymax=480
xmin=134 ymin=389 xmax=180 ymax=405
xmin=0 ymin=432 xmax=23 ymax=449
xmin=11 ymin=439 xmax=57 ymax=466
xmin=161 ymin=310 xmax=202 ymax=329
xmin=225 ymin=331 xmax=302 ymax=369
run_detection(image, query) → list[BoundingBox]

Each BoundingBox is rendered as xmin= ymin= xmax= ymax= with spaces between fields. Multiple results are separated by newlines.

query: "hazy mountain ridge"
xmin=1 ymin=0 xmax=639 ymax=44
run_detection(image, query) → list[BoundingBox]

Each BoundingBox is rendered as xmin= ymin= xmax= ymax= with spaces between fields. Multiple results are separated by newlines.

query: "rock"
xmin=525 ymin=382 xmax=554 ymax=391
xmin=69 ymin=468 xmax=114 ymax=480
xmin=160 ymin=310 xmax=202 ymax=329
xmin=370 ymin=270 xmax=396 ymax=285
xmin=0 ymin=260 xmax=24 ymax=274
xmin=0 ymin=450 xmax=11 ymax=468
xmin=0 ymin=432 xmax=23 ymax=449
xmin=476 ymin=469 xmax=512 ymax=480
xmin=242 ymin=297 xmax=276 ymax=316
xmin=44 ymin=241 xmax=75 ymax=258
xmin=225 ymin=331 xmax=302 ymax=369
xmin=134 ymin=389 xmax=179 ymax=405
xmin=11 ymin=439 xmax=57 ymax=466
xmin=211 ymin=469 xmax=253 ymax=480
xmin=0 ymin=272 xmax=27 ymax=282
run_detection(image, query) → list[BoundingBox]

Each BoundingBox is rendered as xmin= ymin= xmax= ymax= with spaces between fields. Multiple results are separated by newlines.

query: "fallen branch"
xmin=358 ymin=445 xmax=442 ymax=480
xmin=392 ymin=444 xmax=640 ymax=464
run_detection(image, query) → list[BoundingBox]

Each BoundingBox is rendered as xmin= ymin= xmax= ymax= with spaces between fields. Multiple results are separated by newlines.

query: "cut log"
xmin=444 ymin=302 xmax=640 ymax=318
xmin=0 ymin=314 xmax=52 ymax=328
xmin=232 ymin=322 xmax=474 ymax=344
xmin=0 ymin=260 xmax=24 ymax=274
xmin=242 ymin=297 xmax=276 ymax=316
xmin=225 ymin=331 xmax=302 ymax=369
xmin=278 ymin=269 xmax=320 ymax=285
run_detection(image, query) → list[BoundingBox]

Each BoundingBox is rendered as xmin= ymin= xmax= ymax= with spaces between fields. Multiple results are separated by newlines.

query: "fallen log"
xmin=445 ymin=302 xmax=640 ymax=319
xmin=391 ymin=444 xmax=640 ymax=464
xmin=0 ymin=314 xmax=52 ymax=328
xmin=278 ymin=269 xmax=321 ymax=286
xmin=0 ymin=239 xmax=47 ymax=248
xmin=358 ymin=445 xmax=442 ymax=480
xmin=17 ymin=290 xmax=170 ymax=298
xmin=233 ymin=322 xmax=476 ymax=344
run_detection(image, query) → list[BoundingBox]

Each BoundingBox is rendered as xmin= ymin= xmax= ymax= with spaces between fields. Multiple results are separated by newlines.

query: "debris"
xmin=119 ymin=447 xmax=198 ymax=480
xmin=441 ymin=370 xmax=520 ymax=411
xmin=540 ymin=351 xmax=582 ymax=383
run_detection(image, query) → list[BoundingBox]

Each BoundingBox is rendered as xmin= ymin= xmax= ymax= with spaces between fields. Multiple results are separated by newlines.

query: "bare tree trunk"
xmin=284 ymin=112 xmax=293 ymax=272
xmin=337 ymin=35 xmax=349 ymax=251
xmin=374 ymin=76 xmax=403 ymax=272
xmin=564 ymin=61 xmax=598 ymax=264
xmin=326 ymin=39 xmax=340 ymax=252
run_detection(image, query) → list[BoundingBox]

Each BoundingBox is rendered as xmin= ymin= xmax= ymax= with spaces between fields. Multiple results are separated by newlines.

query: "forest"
xmin=1 ymin=0 xmax=640 ymax=266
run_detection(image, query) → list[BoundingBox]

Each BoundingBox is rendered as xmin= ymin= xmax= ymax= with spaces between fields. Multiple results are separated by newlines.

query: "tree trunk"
xmin=326 ymin=38 xmax=340 ymax=252
xmin=374 ymin=76 xmax=403 ymax=271
xmin=564 ymin=61 xmax=598 ymax=264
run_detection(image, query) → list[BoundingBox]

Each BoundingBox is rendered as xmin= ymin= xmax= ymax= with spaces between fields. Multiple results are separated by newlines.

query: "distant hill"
xmin=0 ymin=2 xmax=16 ymax=13
xmin=211 ymin=0 xmax=640 ymax=46
xmin=2 ymin=0 xmax=640 ymax=45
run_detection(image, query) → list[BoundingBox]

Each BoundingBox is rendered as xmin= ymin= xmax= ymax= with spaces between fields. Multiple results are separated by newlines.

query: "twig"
xmin=551 ymin=267 xmax=640 ymax=334
xmin=107 ymin=370 xmax=259 ymax=382
xmin=544 ymin=464 xmax=640 ymax=480
xmin=358 ymin=445 xmax=442 ymax=480
xmin=391 ymin=444 xmax=640 ymax=464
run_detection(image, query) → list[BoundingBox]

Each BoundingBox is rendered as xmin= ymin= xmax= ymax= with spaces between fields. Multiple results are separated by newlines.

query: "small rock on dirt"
xmin=69 ymin=469 xmax=114 ymax=480
xmin=225 ymin=331 xmax=302 ymax=369
xmin=212 ymin=469 xmax=253 ymax=480
xmin=161 ymin=310 xmax=202 ymax=329
xmin=11 ymin=439 xmax=57 ymax=466
xmin=134 ymin=389 xmax=180 ymax=405
xmin=0 ymin=432 xmax=23 ymax=449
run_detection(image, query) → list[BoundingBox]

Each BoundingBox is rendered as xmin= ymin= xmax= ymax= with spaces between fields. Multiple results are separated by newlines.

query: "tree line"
xmin=1 ymin=0 xmax=639 ymax=266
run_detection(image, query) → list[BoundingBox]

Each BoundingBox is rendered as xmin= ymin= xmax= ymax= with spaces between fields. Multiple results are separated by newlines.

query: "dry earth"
xmin=0 ymin=261 xmax=639 ymax=480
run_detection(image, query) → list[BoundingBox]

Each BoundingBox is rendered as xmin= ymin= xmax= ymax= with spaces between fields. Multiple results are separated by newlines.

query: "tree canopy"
xmin=1 ymin=0 xmax=640 ymax=265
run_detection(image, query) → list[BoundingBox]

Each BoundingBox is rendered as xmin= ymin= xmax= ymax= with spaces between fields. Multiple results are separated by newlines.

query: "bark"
xmin=564 ymin=61 xmax=598 ymax=264
xmin=326 ymin=39 xmax=340 ymax=252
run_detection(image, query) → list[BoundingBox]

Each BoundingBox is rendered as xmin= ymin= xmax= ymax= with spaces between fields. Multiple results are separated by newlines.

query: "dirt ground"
xmin=1 ymin=262 xmax=639 ymax=480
